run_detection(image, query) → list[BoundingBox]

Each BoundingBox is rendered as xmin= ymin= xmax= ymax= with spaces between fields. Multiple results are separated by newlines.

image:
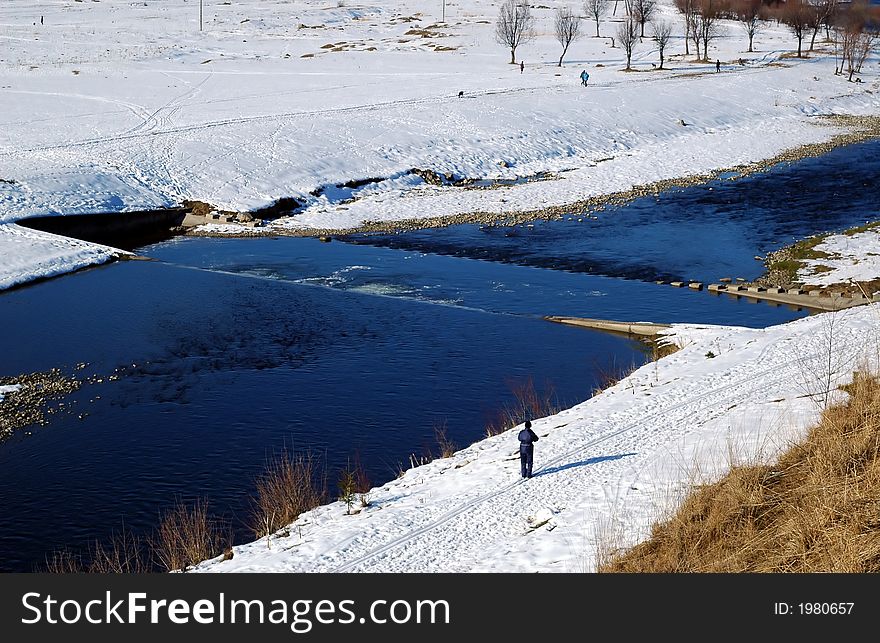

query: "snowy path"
xmin=333 ymin=351 xmax=785 ymax=572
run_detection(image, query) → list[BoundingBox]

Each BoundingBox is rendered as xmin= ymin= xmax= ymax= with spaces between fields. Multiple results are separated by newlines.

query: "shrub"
xmin=150 ymin=497 xmax=228 ymax=572
xmin=485 ymin=377 xmax=562 ymax=437
xmin=250 ymin=449 xmax=326 ymax=539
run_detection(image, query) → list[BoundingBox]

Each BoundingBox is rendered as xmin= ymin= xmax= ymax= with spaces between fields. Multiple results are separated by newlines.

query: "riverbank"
xmin=756 ymin=219 xmax=880 ymax=294
xmin=185 ymin=114 xmax=880 ymax=240
xmin=3 ymin=1 xmax=880 ymax=291
xmin=195 ymin=302 xmax=880 ymax=573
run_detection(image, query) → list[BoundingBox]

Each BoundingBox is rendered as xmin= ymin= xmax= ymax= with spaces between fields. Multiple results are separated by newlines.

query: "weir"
xmin=16 ymin=208 xmax=190 ymax=250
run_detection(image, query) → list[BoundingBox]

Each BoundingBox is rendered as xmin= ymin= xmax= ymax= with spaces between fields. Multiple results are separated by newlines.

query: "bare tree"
xmin=555 ymin=6 xmax=583 ymax=66
xmin=585 ymin=0 xmax=609 ymax=37
xmin=809 ymin=0 xmax=838 ymax=51
xmin=853 ymin=28 xmax=877 ymax=74
xmin=674 ymin=0 xmax=698 ymax=56
xmin=836 ymin=14 xmax=878 ymax=81
xmin=495 ymin=0 xmax=536 ymax=64
xmin=632 ymin=0 xmax=658 ymax=38
xmin=652 ymin=20 xmax=673 ymax=68
xmin=733 ymin=0 xmax=763 ymax=52
xmin=697 ymin=0 xmax=723 ymax=61
xmin=779 ymin=0 xmax=814 ymax=57
xmin=617 ymin=17 xmax=640 ymax=69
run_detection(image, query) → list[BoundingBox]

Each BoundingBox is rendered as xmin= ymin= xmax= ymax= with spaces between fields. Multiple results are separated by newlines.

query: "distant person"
xmin=520 ymin=61 xmax=524 ymax=74
xmin=716 ymin=59 xmax=720 ymax=73
xmin=518 ymin=420 xmax=539 ymax=479
xmin=580 ymin=69 xmax=590 ymax=86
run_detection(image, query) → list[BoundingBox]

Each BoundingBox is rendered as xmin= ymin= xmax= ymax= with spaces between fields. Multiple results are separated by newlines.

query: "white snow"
xmin=0 ymin=223 xmax=127 ymax=291
xmin=2 ymin=0 xmax=880 ymax=573
xmin=799 ymin=226 xmax=880 ymax=287
xmin=0 ymin=384 xmax=21 ymax=404
xmin=2 ymin=0 xmax=879 ymax=290
xmin=194 ymin=303 xmax=880 ymax=573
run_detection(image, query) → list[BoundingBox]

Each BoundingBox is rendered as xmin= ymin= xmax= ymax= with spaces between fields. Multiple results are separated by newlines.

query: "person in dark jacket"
xmin=518 ymin=420 xmax=539 ymax=479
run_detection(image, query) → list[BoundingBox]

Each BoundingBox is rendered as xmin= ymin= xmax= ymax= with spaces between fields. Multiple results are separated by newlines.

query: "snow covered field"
xmin=0 ymin=222 xmax=126 ymax=290
xmin=1 ymin=0 xmax=879 ymax=288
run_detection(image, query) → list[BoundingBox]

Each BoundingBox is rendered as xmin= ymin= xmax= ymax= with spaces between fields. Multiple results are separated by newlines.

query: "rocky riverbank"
xmin=0 ymin=366 xmax=95 ymax=441
xmin=182 ymin=114 xmax=880 ymax=241
xmin=754 ymin=219 xmax=880 ymax=294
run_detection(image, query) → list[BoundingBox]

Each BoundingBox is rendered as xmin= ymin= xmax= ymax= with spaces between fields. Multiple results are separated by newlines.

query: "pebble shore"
xmin=0 ymin=364 xmax=127 ymax=441
xmin=0 ymin=368 xmax=83 ymax=440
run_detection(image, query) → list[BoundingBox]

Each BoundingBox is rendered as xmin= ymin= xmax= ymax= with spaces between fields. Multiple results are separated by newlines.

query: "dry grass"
xmin=42 ymin=525 xmax=149 ymax=573
xmin=599 ymin=371 xmax=880 ymax=572
xmin=484 ymin=377 xmax=563 ymax=437
xmin=433 ymin=418 xmax=457 ymax=458
xmin=150 ymin=498 xmax=229 ymax=572
xmin=42 ymin=549 xmax=86 ymax=573
xmin=88 ymin=526 xmax=150 ymax=573
xmin=43 ymin=505 xmax=225 ymax=573
xmin=591 ymin=356 xmax=640 ymax=397
xmin=593 ymin=336 xmax=680 ymax=397
xmin=249 ymin=449 xmax=326 ymax=539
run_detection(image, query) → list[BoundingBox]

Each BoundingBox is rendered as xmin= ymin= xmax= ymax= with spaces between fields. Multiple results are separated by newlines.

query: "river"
xmin=1 ymin=139 xmax=878 ymax=572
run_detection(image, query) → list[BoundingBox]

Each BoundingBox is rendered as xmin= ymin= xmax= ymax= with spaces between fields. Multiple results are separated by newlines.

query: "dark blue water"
xmin=1 ymin=139 xmax=878 ymax=572
xmin=342 ymin=140 xmax=880 ymax=284
xmin=0 ymin=248 xmax=653 ymax=572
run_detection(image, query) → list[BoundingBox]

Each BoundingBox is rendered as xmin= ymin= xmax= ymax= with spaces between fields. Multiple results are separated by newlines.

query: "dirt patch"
xmin=181 ymin=199 xmax=216 ymax=217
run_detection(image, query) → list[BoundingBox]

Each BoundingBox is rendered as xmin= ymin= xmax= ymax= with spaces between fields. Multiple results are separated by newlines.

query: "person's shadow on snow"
xmin=534 ymin=453 xmax=636 ymax=477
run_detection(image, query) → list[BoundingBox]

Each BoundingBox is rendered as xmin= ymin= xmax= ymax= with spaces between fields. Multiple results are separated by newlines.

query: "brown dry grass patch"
xmin=150 ymin=498 xmax=230 ymax=573
xmin=599 ymin=371 xmax=880 ymax=572
xmin=250 ymin=449 xmax=327 ymax=539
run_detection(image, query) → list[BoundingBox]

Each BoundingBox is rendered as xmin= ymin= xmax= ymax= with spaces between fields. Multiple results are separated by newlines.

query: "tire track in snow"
xmin=122 ymin=71 xmax=214 ymax=135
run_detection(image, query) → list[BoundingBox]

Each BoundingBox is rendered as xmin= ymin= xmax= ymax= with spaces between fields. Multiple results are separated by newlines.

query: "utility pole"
xmin=442 ymin=0 xmax=446 ymax=22
xmin=200 ymin=0 xmax=203 ymax=31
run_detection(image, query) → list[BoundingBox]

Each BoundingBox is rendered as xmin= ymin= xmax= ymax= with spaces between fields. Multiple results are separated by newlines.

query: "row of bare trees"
xmin=682 ymin=0 xmax=873 ymax=60
xmin=834 ymin=6 xmax=879 ymax=81
xmin=497 ymin=0 xmax=877 ymax=78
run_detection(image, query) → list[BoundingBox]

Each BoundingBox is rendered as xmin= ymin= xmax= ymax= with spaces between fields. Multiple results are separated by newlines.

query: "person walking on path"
xmin=520 ymin=60 xmax=524 ymax=74
xmin=716 ymin=59 xmax=720 ymax=72
xmin=518 ymin=420 xmax=539 ymax=479
xmin=580 ymin=69 xmax=590 ymax=86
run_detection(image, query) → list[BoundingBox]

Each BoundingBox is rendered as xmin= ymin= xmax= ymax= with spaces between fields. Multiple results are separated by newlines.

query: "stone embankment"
xmin=664 ymin=279 xmax=878 ymax=312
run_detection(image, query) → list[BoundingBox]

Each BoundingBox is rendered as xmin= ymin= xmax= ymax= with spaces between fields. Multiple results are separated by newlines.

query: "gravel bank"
xmin=0 ymin=367 xmax=86 ymax=441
